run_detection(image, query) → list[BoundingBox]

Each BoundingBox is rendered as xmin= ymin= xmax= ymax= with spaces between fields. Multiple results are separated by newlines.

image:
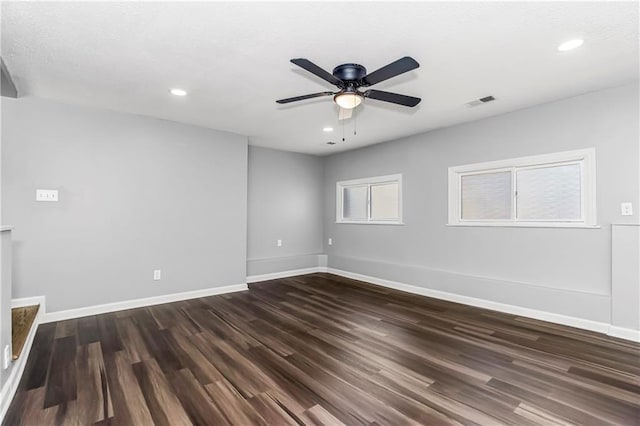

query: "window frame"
xmin=448 ymin=148 xmax=598 ymax=228
xmin=336 ymin=174 xmax=403 ymax=225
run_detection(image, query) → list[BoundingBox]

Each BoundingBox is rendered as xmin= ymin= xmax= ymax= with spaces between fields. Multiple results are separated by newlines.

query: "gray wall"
xmin=0 ymin=230 xmax=12 ymax=393
xmin=323 ymin=83 xmax=639 ymax=322
xmin=247 ymin=146 xmax=324 ymax=276
xmin=2 ymin=97 xmax=248 ymax=312
xmin=611 ymin=224 xmax=640 ymax=330
xmin=2 ymin=84 xmax=638 ymax=325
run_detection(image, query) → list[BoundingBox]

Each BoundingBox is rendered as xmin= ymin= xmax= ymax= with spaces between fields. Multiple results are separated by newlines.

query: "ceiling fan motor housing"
xmin=332 ymin=64 xmax=367 ymax=83
xmin=276 ymin=57 xmax=421 ymax=107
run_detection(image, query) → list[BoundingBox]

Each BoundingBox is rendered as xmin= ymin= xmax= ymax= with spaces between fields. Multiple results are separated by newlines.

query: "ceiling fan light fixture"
xmin=334 ymin=92 xmax=363 ymax=109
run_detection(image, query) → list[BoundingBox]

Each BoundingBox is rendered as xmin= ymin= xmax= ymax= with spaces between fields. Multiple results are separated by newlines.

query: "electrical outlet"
xmin=277 ymin=239 xmax=282 ymax=247
xmin=36 ymin=189 xmax=59 ymax=202
xmin=3 ymin=345 xmax=11 ymax=369
xmin=153 ymin=270 xmax=161 ymax=280
xmin=328 ymin=238 xmax=333 ymax=246
xmin=621 ymin=202 xmax=633 ymax=216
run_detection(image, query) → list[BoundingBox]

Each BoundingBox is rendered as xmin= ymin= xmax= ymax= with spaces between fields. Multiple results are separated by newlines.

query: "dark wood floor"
xmin=4 ymin=273 xmax=640 ymax=425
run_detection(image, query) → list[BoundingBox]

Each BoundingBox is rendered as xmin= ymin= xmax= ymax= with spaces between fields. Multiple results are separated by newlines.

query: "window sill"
xmin=336 ymin=221 xmax=405 ymax=226
xmin=447 ymin=222 xmax=600 ymax=229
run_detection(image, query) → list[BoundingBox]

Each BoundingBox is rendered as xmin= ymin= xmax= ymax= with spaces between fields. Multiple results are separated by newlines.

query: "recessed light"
xmin=465 ymin=95 xmax=496 ymax=108
xmin=557 ymin=39 xmax=584 ymax=52
xmin=323 ymin=127 xmax=334 ymax=132
xmin=169 ymin=88 xmax=187 ymax=96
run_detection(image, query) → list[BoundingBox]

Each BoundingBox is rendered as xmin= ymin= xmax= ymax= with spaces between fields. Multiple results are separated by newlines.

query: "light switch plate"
xmin=36 ymin=189 xmax=59 ymax=202
xmin=153 ymin=270 xmax=161 ymax=280
xmin=621 ymin=202 xmax=633 ymax=216
xmin=328 ymin=238 xmax=333 ymax=246
xmin=276 ymin=239 xmax=282 ymax=247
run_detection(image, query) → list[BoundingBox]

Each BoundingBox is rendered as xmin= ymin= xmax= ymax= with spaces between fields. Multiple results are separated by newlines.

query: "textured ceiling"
xmin=1 ymin=2 xmax=638 ymax=155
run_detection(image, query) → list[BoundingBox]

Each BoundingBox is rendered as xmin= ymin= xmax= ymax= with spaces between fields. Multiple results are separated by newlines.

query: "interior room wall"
xmin=0 ymin=229 xmax=12 ymax=395
xmin=247 ymin=146 xmax=325 ymax=276
xmin=323 ymin=83 xmax=639 ymax=323
xmin=2 ymin=97 xmax=249 ymax=313
xmin=2 ymin=83 xmax=637 ymax=329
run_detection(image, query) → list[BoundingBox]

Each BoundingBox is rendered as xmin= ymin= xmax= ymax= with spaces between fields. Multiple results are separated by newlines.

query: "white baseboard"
xmin=325 ymin=268 xmax=640 ymax=341
xmin=42 ymin=283 xmax=248 ymax=323
xmin=11 ymin=296 xmax=46 ymax=314
xmin=0 ymin=300 xmax=43 ymax=421
xmin=608 ymin=325 xmax=640 ymax=342
xmin=247 ymin=267 xmax=326 ymax=283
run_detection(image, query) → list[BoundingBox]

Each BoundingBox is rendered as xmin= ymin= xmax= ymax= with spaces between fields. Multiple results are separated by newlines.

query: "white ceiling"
xmin=2 ymin=1 xmax=638 ymax=155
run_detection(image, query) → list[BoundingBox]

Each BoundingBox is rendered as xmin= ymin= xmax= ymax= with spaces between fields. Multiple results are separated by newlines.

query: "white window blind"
xmin=516 ymin=163 xmax=582 ymax=221
xmin=461 ymin=171 xmax=512 ymax=220
xmin=448 ymin=149 xmax=596 ymax=227
xmin=343 ymin=186 xmax=368 ymax=221
xmin=370 ymin=182 xmax=400 ymax=220
xmin=336 ymin=175 xmax=403 ymax=224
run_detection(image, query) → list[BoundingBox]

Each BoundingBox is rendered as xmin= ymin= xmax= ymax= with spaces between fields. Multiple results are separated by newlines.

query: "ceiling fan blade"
xmin=364 ymin=89 xmax=421 ymax=107
xmin=276 ymin=91 xmax=334 ymax=104
xmin=290 ymin=58 xmax=344 ymax=87
xmin=338 ymin=107 xmax=353 ymax=121
xmin=362 ymin=57 xmax=419 ymax=87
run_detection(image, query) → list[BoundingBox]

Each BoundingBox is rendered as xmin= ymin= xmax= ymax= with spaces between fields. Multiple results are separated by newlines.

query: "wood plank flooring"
xmin=11 ymin=305 xmax=39 ymax=360
xmin=4 ymin=273 xmax=640 ymax=425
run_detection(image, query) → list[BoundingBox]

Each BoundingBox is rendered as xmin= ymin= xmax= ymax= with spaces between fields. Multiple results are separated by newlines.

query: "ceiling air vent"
xmin=466 ymin=95 xmax=496 ymax=108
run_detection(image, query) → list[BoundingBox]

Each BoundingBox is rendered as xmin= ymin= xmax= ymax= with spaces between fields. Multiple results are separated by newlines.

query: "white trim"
xmin=336 ymin=174 xmax=403 ymax=225
xmin=449 ymin=148 xmax=597 ymax=174
xmin=11 ymin=296 xmax=46 ymax=314
xmin=335 ymin=173 xmax=402 ymax=188
xmin=335 ymin=221 xmax=405 ymax=226
xmin=448 ymin=148 xmax=597 ymax=227
xmin=608 ymin=326 xmax=640 ymax=342
xmin=0 ymin=301 xmax=43 ymax=421
xmin=446 ymin=223 xmax=600 ymax=229
xmin=247 ymin=267 xmax=326 ymax=283
xmin=42 ymin=283 xmax=247 ymax=323
xmin=325 ymin=268 xmax=614 ymax=336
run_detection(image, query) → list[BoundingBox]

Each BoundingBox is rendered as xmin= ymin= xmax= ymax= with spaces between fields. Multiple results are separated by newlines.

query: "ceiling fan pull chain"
xmin=354 ymin=107 xmax=357 ymax=136
xmin=342 ymin=118 xmax=345 ymax=142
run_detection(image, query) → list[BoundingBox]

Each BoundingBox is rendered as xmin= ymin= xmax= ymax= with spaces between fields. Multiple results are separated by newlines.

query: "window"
xmin=448 ymin=148 xmax=597 ymax=227
xmin=336 ymin=174 xmax=402 ymax=224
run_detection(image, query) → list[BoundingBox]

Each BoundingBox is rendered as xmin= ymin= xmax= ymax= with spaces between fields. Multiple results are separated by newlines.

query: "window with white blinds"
xmin=336 ymin=174 xmax=402 ymax=224
xmin=448 ymin=149 xmax=597 ymax=227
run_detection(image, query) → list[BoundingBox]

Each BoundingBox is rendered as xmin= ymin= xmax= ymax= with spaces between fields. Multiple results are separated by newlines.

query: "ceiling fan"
xmin=276 ymin=57 xmax=421 ymax=118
